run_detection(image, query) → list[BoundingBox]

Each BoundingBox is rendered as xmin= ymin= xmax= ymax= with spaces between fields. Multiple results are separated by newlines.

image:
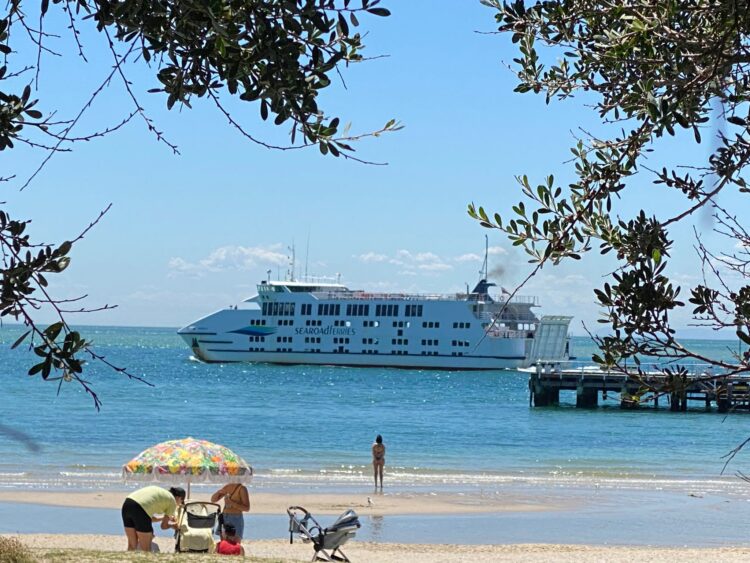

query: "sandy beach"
xmin=3 ymin=533 xmax=750 ymax=562
xmin=3 ymin=488 xmax=750 ymax=561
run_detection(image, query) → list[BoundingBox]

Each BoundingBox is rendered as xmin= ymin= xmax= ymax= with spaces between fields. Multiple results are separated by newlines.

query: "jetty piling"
xmin=528 ymin=362 xmax=750 ymax=412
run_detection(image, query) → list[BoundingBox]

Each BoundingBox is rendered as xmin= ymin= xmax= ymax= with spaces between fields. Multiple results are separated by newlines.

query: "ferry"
xmin=177 ymin=271 xmax=572 ymax=370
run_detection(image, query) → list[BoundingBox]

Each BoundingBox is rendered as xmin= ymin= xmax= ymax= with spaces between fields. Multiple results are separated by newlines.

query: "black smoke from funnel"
xmin=488 ymin=264 xmax=505 ymax=279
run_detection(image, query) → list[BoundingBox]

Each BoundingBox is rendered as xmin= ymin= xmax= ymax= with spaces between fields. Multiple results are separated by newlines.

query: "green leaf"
xmin=11 ymin=330 xmax=30 ymax=349
xmin=44 ymin=322 xmax=64 ymax=341
xmin=727 ymin=116 xmax=746 ymax=126
xmin=57 ymin=241 xmax=72 ymax=256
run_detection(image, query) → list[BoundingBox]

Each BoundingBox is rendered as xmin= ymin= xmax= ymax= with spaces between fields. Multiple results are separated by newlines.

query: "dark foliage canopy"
xmin=0 ymin=0 xmax=394 ymax=407
xmin=471 ymin=1 xmax=750 ymax=383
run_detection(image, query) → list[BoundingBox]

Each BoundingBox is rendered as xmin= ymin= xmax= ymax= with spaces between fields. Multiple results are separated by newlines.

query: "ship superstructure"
xmin=178 ymin=277 xmax=571 ymax=370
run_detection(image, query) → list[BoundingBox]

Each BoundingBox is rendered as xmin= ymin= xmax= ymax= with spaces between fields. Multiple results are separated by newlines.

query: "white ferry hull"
xmin=178 ymin=278 xmax=572 ymax=370
xmin=179 ymin=340 xmax=528 ymax=370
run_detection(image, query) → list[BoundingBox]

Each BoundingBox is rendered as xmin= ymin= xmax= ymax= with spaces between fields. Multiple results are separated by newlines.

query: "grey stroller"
xmin=287 ymin=505 xmax=361 ymax=562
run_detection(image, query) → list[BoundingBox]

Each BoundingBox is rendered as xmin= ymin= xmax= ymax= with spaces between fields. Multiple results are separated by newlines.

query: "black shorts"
xmin=121 ymin=498 xmax=153 ymax=534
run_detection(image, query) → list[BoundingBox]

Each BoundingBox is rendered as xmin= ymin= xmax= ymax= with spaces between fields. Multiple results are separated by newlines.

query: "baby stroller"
xmin=287 ymin=505 xmax=361 ymax=562
xmin=174 ymin=501 xmax=221 ymax=553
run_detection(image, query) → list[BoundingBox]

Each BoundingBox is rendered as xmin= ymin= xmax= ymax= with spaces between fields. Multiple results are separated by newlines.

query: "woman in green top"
xmin=121 ymin=486 xmax=186 ymax=551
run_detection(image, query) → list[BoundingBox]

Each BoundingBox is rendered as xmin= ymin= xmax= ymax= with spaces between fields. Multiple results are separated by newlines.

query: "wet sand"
xmin=0 ymin=489 xmax=560 ymax=515
xmin=3 ymin=484 xmax=750 ymax=549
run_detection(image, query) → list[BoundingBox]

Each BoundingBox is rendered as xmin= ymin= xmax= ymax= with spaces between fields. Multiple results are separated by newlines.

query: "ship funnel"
xmin=469 ymin=279 xmax=496 ymax=302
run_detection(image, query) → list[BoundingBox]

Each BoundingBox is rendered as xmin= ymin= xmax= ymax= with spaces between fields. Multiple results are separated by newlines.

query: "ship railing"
xmin=496 ymin=295 xmax=538 ymax=305
xmin=484 ymin=329 xmax=532 ymax=339
xmin=474 ymin=311 xmax=539 ymax=323
xmin=310 ymin=291 xmax=538 ymax=303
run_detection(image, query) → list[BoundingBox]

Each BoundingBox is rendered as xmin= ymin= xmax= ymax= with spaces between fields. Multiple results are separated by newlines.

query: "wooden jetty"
xmin=527 ymin=363 xmax=750 ymax=412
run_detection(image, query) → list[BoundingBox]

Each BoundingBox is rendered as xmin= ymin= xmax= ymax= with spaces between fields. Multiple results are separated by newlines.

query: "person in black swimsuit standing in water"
xmin=372 ymin=434 xmax=385 ymax=490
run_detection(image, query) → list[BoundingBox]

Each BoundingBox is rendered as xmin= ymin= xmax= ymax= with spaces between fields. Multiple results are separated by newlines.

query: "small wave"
xmin=59 ymin=471 xmax=120 ymax=478
xmin=268 ymin=468 xmax=303 ymax=475
xmin=253 ymin=467 xmax=746 ymax=495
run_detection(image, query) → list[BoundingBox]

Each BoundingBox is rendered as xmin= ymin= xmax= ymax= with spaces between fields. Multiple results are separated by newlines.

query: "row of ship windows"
xmin=261 ymin=301 xmax=498 ymax=322
xmin=270 ymin=318 xmax=516 ymax=330
xmin=304 ymin=319 xmax=359 ymax=327
xmin=262 ymin=302 xmax=296 ymax=316
xmin=280 ymin=319 xmax=472 ymax=329
xmin=247 ymin=348 xmax=466 ymax=356
xmin=262 ymin=303 xmax=427 ymax=318
xmin=250 ymin=336 xmax=468 ymax=347
xmin=347 ymin=304 xmax=369 ymax=316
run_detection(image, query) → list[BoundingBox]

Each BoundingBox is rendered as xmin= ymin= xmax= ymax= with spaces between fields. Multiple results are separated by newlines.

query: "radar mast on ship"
xmin=469 ymin=235 xmax=496 ymax=302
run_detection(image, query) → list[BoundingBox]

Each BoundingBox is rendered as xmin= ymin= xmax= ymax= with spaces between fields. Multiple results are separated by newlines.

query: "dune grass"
xmin=33 ymin=549 xmax=289 ymax=562
xmin=1 ymin=538 xmax=290 ymax=563
xmin=0 ymin=536 xmax=36 ymax=563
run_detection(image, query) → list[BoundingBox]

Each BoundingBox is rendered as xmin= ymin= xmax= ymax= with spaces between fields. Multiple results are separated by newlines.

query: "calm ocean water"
xmin=1 ymin=325 xmax=749 ymax=496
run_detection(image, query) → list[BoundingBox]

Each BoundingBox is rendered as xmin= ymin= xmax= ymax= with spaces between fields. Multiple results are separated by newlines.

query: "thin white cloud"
xmin=488 ymin=246 xmax=507 ymax=256
xmin=356 ymin=252 xmax=388 ymax=263
xmin=357 ymin=248 xmax=491 ymax=275
xmin=414 ymin=252 xmax=440 ymax=262
xmin=168 ymin=245 xmax=287 ymax=276
xmin=455 ymin=253 xmax=482 ymax=262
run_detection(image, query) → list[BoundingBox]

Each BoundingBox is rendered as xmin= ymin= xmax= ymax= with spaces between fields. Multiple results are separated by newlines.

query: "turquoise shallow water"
xmin=1 ymin=325 xmax=749 ymax=492
xmin=4 ymin=326 xmax=750 ymax=545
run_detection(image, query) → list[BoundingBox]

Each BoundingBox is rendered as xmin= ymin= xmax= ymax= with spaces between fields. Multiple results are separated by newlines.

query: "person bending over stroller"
xmin=217 ymin=523 xmax=245 ymax=556
xmin=121 ymin=486 xmax=185 ymax=552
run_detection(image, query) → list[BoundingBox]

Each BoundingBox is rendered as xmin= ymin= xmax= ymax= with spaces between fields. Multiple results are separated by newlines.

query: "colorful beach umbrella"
xmin=122 ymin=437 xmax=252 ymax=496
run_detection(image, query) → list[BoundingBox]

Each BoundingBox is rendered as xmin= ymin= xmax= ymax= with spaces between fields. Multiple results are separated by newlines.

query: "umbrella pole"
xmin=187 ymin=478 xmax=191 ymax=499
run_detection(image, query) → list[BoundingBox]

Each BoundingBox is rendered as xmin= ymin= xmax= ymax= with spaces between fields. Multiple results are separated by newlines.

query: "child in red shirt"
xmin=216 ymin=523 xmax=245 ymax=556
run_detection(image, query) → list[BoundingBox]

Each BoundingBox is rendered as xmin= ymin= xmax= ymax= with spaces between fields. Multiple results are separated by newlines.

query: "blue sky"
xmin=2 ymin=1 xmax=744 ymax=335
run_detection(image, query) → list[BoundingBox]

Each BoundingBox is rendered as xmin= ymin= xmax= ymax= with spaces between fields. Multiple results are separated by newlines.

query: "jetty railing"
xmin=527 ymin=361 xmax=750 ymax=413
